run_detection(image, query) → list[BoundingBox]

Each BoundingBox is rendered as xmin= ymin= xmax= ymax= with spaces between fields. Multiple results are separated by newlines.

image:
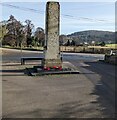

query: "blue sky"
xmin=1 ymin=2 xmax=115 ymax=34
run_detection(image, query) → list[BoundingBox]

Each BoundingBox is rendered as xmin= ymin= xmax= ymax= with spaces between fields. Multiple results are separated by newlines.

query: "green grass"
xmin=2 ymin=45 xmax=44 ymax=51
xmin=106 ymin=44 xmax=117 ymax=48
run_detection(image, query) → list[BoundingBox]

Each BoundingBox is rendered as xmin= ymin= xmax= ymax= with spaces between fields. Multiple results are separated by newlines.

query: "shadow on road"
xmin=1 ymin=68 xmax=25 ymax=76
xmin=2 ymin=70 xmax=23 ymax=72
xmin=82 ymin=61 xmax=116 ymax=118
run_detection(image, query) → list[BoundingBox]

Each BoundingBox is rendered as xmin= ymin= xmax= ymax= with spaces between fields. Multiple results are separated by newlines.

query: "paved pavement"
xmin=1 ymin=48 xmax=116 ymax=118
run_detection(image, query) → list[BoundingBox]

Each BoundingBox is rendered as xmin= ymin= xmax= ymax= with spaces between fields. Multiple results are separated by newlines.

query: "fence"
xmin=60 ymin=46 xmax=117 ymax=54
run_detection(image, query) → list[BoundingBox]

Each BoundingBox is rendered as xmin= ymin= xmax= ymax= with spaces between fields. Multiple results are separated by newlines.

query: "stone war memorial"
xmin=24 ymin=1 xmax=79 ymax=76
xmin=42 ymin=1 xmax=62 ymax=69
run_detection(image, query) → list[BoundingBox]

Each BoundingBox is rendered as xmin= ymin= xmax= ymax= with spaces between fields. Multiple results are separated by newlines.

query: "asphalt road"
xmin=1 ymin=48 xmax=116 ymax=118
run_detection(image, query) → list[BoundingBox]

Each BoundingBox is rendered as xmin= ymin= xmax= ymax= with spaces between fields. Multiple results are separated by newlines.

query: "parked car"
xmin=110 ymin=50 xmax=117 ymax=56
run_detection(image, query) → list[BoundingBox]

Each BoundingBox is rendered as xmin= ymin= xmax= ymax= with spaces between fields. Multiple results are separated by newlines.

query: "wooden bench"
xmin=21 ymin=57 xmax=44 ymax=65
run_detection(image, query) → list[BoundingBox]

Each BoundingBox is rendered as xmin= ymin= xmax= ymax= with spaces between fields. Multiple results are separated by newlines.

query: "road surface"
xmin=1 ymin=48 xmax=116 ymax=118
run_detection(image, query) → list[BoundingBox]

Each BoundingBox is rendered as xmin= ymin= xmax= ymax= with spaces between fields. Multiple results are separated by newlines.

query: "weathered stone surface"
xmin=42 ymin=1 xmax=62 ymax=68
xmin=42 ymin=59 xmax=62 ymax=68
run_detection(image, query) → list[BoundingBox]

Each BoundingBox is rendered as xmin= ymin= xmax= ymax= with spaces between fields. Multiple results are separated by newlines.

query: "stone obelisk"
xmin=42 ymin=1 xmax=62 ymax=68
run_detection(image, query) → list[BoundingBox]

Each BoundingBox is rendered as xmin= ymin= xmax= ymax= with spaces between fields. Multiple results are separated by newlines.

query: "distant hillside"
xmin=67 ymin=30 xmax=115 ymax=45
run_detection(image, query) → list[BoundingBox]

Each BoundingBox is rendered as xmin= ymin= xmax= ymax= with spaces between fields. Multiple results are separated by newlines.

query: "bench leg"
xmin=21 ymin=59 xmax=25 ymax=65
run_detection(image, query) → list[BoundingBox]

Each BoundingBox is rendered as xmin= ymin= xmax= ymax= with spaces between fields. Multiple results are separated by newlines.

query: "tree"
xmin=34 ymin=27 xmax=45 ymax=46
xmin=24 ymin=20 xmax=34 ymax=47
xmin=59 ymin=35 xmax=68 ymax=46
xmin=115 ymin=32 xmax=117 ymax=44
xmin=3 ymin=15 xmax=16 ymax=46
xmin=100 ymin=41 xmax=105 ymax=46
xmin=66 ymin=40 xmax=71 ymax=46
xmin=96 ymin=41 xmax=105 ymax=46
xmin=0 ymin=21 xmax=8 ymax=46
xmin=65 ymin=39 xmax=76 ymax=46
xmin=71 ymin=40 xmax=76 ymax=46
xmin=3 ymin=15 xmax=23 ymax=47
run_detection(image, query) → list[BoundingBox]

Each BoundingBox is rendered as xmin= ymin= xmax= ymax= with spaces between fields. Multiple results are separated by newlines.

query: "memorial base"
xmin=24 ymin=62 xmax=80 ymax=76
xmin=42 ymin=59 xmax=62 ymax=68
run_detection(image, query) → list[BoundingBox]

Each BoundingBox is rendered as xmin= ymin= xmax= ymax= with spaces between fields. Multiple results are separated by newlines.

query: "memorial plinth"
xmin=24 ymin=1 xmax=80 ymax=76
xmin=42 ymin=1 xmax=62 ymax=68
